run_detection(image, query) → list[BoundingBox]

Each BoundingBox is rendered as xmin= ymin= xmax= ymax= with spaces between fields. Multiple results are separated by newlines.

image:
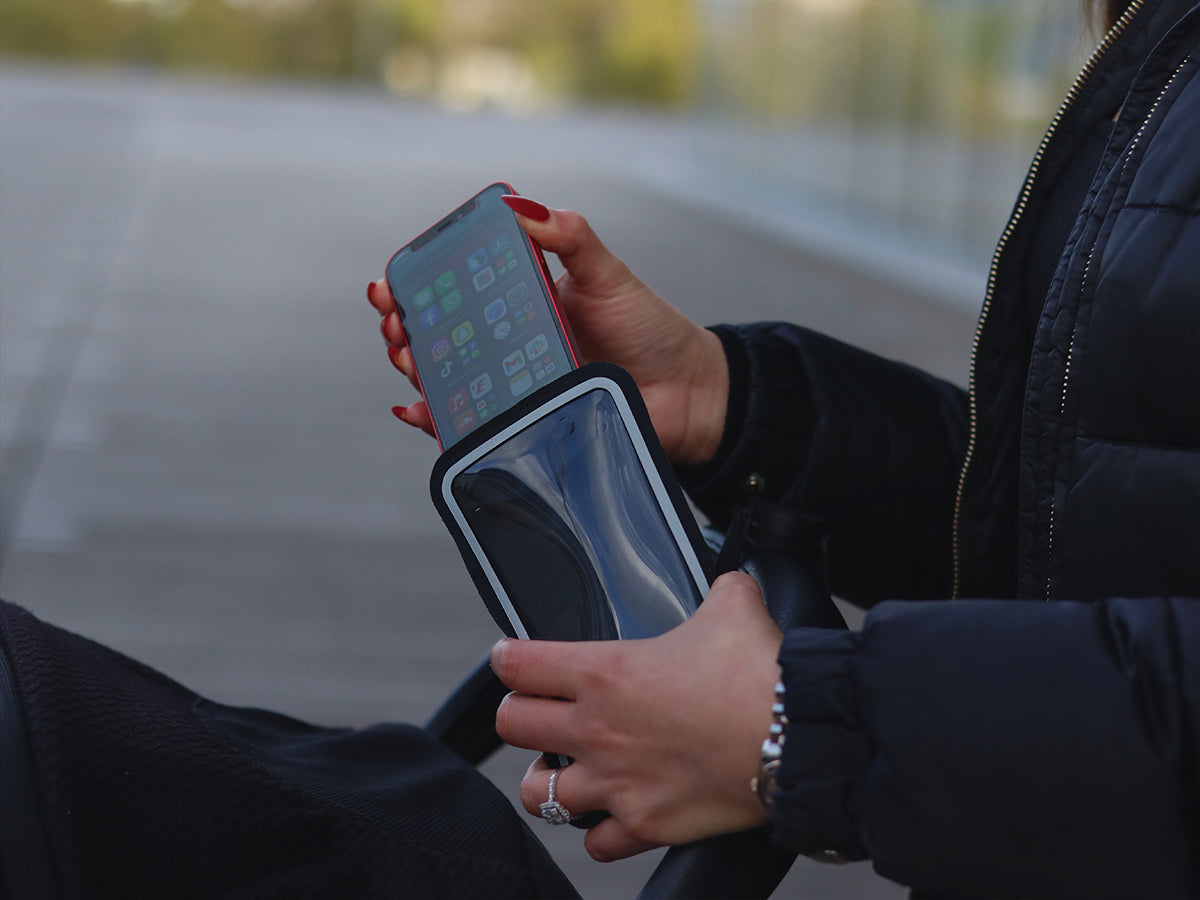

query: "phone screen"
xmin=386 ymin=184 xmax=577 ymax=449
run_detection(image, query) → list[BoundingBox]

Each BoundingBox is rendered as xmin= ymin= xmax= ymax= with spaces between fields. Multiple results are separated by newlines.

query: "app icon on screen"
xmin=431 ymin=337 xmax=451 ymax=361
xmin=412 ymin=286 xmax=435 ymax=310
xmin=447 ymin=389 xmax=468 ymax=415
xmin=454 ymin=409 xmax=477 ymax=435
xmin=502 ymin=350 xmax=526 ymax=376
xmin=509 ymin=371 xmax=534 ymax=397
xmin=435 ymin=270 xmax=457 ymax=296
xmin=466 ymin=248 xmax=488 ymax=273
xmin=489 ymin=233 xmax=510 ymax=258
xmin=484 ymin=298 xmax=507 ymax=324
xmin=469 ymin=372 xmax=493 ymax=398
xmin=472 ymin=266 xmax=496 ymax=293
xmin=525 ymin=334 xmax=549 ymax=360
xmin=506 ymin=282 xmax=529 ymax=308
xmin=419 ymin=305 xmax=442 ymax=330
xmin=452 ymin=321 xmax=475 ymax=346
xmin=492 ymin=320 xmax=513 ymax=340
xmin=457 ymin=340 xmax=480 ymax=365
xmin=441 ymin=289 xmax=463 ymax=316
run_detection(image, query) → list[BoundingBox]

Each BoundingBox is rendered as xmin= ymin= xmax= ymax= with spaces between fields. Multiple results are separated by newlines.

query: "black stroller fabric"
xmin=0 ymin=599 xmax=577 ymax=899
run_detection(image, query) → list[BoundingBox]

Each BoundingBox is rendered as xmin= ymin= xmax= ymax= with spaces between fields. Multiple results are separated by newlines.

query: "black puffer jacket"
xmin=683 ymin=1 xmax=1200 ymax=897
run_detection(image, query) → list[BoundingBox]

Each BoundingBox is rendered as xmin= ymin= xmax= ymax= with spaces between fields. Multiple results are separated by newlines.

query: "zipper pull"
xmin=715 ymin=473 xmax=765 ymax=575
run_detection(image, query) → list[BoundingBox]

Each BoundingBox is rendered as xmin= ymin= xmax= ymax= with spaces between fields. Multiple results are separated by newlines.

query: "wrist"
xmin=675 ymin=327 xmax=729 ymax=467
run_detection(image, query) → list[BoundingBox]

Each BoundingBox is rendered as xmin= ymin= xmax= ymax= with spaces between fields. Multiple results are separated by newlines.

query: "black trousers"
xmin=0 ymin=600 xmax=578 ymax=899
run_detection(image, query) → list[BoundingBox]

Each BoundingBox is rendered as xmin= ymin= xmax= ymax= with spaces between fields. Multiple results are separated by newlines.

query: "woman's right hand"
xmin=369 ymin=196 xmax=729 ymax=467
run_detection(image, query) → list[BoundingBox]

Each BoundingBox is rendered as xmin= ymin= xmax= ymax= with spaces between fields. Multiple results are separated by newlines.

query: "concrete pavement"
xmin=0 ymin=64 xmax=978 ymax=898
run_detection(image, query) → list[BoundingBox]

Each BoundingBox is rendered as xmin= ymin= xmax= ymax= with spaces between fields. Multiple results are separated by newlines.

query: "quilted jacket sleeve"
xmin=680 ymin=323 xmax=969 ymax=605
xmin=770 ymin=595 xmax=1200 ymax=899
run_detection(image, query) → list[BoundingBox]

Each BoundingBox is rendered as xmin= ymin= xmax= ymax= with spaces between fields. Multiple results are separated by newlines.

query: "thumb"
xmin=502 ymin=196 xmax=640 ymax=297
xmin=701 ymin=571 xmax=770 ymax=615
xmin=684 ymin=571 xmax=781 ymax=644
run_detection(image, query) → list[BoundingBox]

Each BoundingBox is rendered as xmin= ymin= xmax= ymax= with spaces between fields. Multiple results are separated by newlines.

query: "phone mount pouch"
xmin=430 ymin=362 xmax=713 ymax=641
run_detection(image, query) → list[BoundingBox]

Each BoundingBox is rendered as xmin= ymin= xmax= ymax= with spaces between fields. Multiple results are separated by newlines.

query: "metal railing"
xmin=691 ymin=0 xmax=1095 ymax=268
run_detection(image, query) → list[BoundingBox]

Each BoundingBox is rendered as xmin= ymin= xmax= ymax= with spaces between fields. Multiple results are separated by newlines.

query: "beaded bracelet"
xmin=750 ymin=678 xmax=787 ymax=809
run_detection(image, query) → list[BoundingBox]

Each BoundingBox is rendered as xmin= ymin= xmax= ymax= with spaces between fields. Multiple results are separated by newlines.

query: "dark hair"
xmin=1089 ymin=0 xmax=1134 ymax=31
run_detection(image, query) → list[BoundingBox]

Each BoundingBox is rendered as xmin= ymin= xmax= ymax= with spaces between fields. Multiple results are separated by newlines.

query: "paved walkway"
xmin=1 ymin=64 xmax=979 ymax=898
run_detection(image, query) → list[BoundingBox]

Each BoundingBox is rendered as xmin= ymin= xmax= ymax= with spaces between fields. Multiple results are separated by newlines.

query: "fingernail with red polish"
xmin=502 ymin=195 xmax=551 ymax=222
xmin=391 ymin=406 xmax=408 ymax=422
xmin=380 ymin=315 xmax=390 ymax=339
xmin=387 ymin=346 xmax=403 ymax=368
xmin=367 ymin=281 xmax=377 ymax=304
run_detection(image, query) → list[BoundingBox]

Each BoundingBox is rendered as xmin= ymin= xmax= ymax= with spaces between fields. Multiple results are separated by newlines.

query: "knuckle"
xmin=517 ymin=774 xmax=541 ymax=815
xmin=491 ymin=639 xmax=522 ymax=687
xmin=493 ymin=692 xmax=518 ymax=741
xmin=622 ymin=807 xmax=665 ymax=846
xmin=575 ymin=713 xmax=611 ymax=750
xmin=556 ymin=209 xmax=592 ymax=246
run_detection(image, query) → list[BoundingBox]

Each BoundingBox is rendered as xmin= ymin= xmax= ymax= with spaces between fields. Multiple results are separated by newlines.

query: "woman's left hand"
xmin=490 ymin=572 xmax=783 ymax=862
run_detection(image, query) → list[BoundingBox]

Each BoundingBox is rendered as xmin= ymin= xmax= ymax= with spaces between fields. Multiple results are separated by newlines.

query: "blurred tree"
xmin=269 ymin=0 xmax=356 ymax=78
xmin=0 ymin=0 xmax=138 ymax=61
xmin=155 ymin=0 xmax=271 ymax=75
xmin=0 ymin=0 xmax=701 ymax=107
xmin=511 ymin=0 xmax=700 ymax=106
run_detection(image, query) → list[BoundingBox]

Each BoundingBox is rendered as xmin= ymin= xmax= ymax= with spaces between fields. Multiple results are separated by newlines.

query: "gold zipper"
xmin=949 ymin=0 xmax=1145 ymax=599
xmin=1043 ymin=52 xmax=1191 ymax=602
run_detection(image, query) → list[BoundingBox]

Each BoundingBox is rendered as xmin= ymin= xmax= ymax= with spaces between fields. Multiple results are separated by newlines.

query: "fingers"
xmin=518 ymin=759 xmax=659 ymax=861
xmin=367 ymin=278 xmax=395 ymax=316
xmin=490 ymin=637 xmax=590 ymax=699
xmin=374 ymin=285 xmax=417 ymax=387
xmin=584 ymin=816 xmax=660 ymax=862
xmin=392 ymin=400 xmax=434 ymax=438
xmin=496 ymin=691 xmax=577 ymax=756
xmin=692 ymin=571 xmax=774 ymax=628
xmin=518 ymin=757 xmax=601 ymax=817
xmin=370 ymin=278 xmax=407 ymax=353
xmin=704 ymin=570 xmax=768 ymax=610
xmin=386 ymin=342 xmax=416 ymax=380
xmin=502 ymin=197 xmax=640 ymax=297
xmin=380 ymin=311 xmax=409 ymax=351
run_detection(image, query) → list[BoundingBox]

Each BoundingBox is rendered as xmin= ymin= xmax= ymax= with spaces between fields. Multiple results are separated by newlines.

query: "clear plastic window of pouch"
xmin=432 ymin=363 xmax=711 ymax=642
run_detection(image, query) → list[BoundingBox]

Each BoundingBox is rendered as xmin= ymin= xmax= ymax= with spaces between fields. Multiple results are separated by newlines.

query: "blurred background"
xmin=2 ymin=0 xmax=1098 ymax=265
xmin=1 ymin=1 xmax=1096 ymax=897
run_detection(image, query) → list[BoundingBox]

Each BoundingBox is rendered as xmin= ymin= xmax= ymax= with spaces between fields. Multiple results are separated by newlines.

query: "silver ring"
xmin=538 ymin=768 xmax=573 ymax=825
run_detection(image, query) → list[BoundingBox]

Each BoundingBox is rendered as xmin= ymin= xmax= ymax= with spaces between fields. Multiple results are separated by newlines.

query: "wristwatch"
xmin=751 ymin=673 xmax=851 ymax=865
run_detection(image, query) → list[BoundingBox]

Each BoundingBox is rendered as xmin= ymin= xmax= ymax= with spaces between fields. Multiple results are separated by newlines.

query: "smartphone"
xmin=386 ymin=183 xmax=579 ymax=450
